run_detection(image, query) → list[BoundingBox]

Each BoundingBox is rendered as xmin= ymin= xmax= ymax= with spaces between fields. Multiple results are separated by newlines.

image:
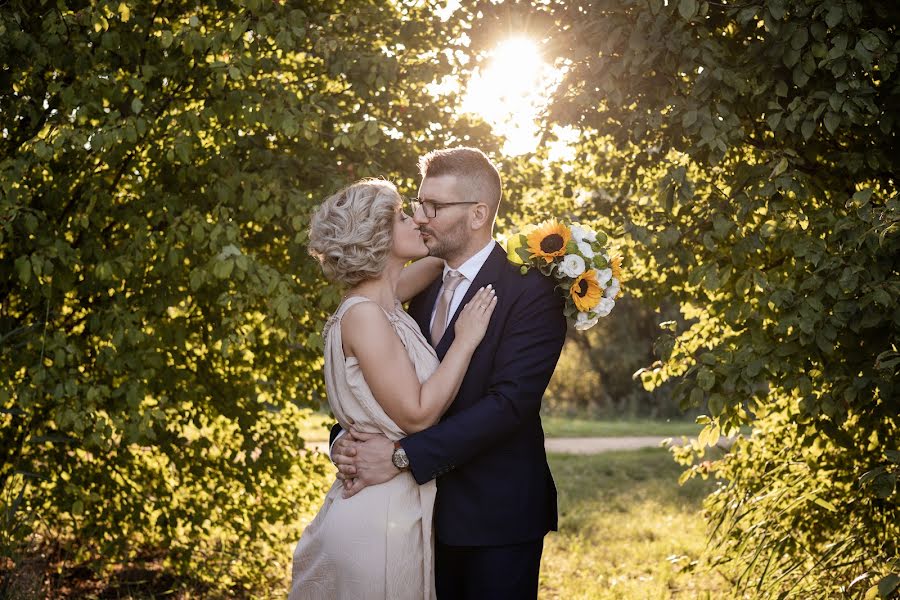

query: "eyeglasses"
xmin=408 ymin=197 xmax=480 ymax=219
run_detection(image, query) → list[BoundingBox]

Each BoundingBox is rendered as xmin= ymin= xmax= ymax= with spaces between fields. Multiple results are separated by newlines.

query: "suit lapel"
xmin=434 ymin=242 xmax=506 ymax=359
xmin=411 ymin=277 xmax=443 ymax=344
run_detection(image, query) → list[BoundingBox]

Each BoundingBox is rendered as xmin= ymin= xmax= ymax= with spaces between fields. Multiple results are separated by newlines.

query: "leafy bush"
xmin=0 ymin=0 xmax=485 ymax=593
xmin=469 ymin=0 xmax=900 ymax=594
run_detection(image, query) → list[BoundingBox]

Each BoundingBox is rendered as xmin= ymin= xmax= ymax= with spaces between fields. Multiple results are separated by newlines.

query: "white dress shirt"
xmin=428 ymin=239 xmax=497 ymax=332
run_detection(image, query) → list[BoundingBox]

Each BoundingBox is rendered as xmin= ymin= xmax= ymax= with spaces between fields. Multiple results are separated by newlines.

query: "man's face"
xmin=391 ymin=201 xmax=428 ymax=261
xmin=414 ymin=174 xmax=472 ymax=263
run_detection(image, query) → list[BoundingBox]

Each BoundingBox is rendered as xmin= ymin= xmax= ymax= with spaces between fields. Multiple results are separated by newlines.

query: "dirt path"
xmin=545 ymin=436 xmax=681 ymax=454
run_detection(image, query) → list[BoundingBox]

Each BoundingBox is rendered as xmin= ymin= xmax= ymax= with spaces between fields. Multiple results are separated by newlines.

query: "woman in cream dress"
xmin=289 ymin=179 xmax=496 ymax=600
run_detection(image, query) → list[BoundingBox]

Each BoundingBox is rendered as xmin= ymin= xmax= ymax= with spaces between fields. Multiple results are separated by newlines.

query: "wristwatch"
xmin=391 ymin=441 xmax=410 ymax=470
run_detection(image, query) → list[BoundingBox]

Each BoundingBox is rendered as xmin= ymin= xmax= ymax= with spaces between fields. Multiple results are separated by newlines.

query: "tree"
xmin=0 ymin=0 xmax=493 ymax=593
xmin=542 ymin=295 xmax=687 ymax=418
xmin=468 ymin=0 xmax=899 ymax=595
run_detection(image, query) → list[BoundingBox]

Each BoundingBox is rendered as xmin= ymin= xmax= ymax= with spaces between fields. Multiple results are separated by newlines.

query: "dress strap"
xmin=336 ymin=295 xmax=374 ymax=314
xmin=323 ymin=296 xmax=396 ymax=340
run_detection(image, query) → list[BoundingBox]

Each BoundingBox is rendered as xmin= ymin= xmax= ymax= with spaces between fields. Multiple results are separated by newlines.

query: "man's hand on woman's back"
xmin=332 ymin=427 xmax=401 ymax=498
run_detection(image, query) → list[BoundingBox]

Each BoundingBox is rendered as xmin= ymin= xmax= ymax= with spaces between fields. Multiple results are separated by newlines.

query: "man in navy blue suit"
xmin=331 ymin=147 xmax=567 ymax=598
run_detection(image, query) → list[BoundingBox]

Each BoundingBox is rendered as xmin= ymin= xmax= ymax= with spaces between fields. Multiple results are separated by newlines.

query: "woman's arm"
xmin=396 ymin=257 xmax=444 ymax=303
xmin=342 ymin=287 xmax=497 ymax=433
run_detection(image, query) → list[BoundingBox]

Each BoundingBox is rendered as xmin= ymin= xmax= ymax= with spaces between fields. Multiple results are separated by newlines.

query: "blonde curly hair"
xmin=307 ymin=179 xmax=400 ymax=287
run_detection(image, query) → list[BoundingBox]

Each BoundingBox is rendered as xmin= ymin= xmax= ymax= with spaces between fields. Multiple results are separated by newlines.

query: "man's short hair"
xmin=417 ymin=147 xmax=502 ymax=214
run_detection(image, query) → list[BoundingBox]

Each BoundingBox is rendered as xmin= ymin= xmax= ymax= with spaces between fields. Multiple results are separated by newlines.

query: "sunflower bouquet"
xmin=505 ymin=220 xmax=622 ymax=331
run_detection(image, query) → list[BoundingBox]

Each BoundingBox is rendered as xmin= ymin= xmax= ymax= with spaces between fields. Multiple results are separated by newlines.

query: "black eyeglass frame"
xmin=406 ymin=197 xmax=480 ymax=219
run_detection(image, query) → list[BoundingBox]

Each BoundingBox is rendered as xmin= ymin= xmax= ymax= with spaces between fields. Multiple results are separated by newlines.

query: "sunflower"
xmin=610 ymin=255 xmax=623 ymax=281
xmin=527 ymin=220 xmax=571 ymax=263
xmin=570 ymin=270 xmax=603 ymax=312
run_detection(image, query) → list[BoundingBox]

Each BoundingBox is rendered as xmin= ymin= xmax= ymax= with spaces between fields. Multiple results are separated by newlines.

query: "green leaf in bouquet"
xmin=547 ymin=261 xmax=560 ymax=278
xmin=593 ymin=254 xmax=609 ymax=269
xmin=515 ymin=246 xmax=532 ymax=264
xmin=506 ymin=233 xmax=527 ymax=264
xmin=595 ymin=231 xmax=608 ymax=245
xmin=506 ymin=245 xmax=523 ymax=264
xmin=566 ymin=240 xmax=579 ymax=255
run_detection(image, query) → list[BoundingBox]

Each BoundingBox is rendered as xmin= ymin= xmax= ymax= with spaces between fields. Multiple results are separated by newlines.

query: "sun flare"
xmin=461 ymin=37 xmax=564 ymax=155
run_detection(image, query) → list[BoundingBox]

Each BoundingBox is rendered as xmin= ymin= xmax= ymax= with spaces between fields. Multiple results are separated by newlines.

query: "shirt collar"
xmin=443 ymin=239 xmax=496 ymax=283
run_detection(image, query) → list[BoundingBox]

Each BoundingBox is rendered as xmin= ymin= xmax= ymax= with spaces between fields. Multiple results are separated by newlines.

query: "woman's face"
xmin=391 ymin=201 xmax=428 ymax=261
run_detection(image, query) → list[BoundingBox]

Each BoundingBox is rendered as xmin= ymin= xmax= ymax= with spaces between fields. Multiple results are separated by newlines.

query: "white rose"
xmin=576 ymin=241 xmax=594 ymax=258
xmin=569 ymin=224 xmax=589 ymax=243
xmin=558 ymin=254 xmax=586 ymax=278
xmin=574 ymin=311 xmax=599 ymax=331
xmin=570 ymin=223 xmax=598 ymax=243
xmin=604 ymin=278 xmax=620 ymax=299
xmin=597 ymin=268 xmax=613 ymax=286
xmin=593 ymin=296 xmax=616 ymax=317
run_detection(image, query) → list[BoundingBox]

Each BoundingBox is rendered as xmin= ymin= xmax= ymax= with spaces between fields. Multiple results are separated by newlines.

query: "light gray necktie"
xmin=431 ymin=270 xmax=465 ymax=345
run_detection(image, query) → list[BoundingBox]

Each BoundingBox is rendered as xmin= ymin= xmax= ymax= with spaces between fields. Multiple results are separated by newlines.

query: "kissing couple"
xmin=290 ymin=147 xmax=567 ymax=599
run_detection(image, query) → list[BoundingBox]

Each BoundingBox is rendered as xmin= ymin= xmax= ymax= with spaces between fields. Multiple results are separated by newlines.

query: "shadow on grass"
xmin=57 ymin=564 xmax=214 ymax=599
xmin=548 ymin=447 xmax=718 ymax=534
xmin=2 ymin=556 xmax=217 ymax=600
xmin=541 ymin=447 xmax=734 ymax=599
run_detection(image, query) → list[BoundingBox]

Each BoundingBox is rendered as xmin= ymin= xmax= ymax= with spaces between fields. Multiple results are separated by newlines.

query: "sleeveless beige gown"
xmin=289 ymin=296 xmax=440 ymax=600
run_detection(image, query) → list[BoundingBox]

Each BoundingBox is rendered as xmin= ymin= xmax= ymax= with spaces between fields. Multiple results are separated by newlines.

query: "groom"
xmin=331 ymin=147 xmax=567 ymax=598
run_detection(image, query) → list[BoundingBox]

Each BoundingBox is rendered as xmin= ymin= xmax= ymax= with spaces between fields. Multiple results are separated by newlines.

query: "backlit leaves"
xmin=468 ymin=0 xmax=900 ymax=594
xmin=0 ymin=0 xmax=484 ymax=592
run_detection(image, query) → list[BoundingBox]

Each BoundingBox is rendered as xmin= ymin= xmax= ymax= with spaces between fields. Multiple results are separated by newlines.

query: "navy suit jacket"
xmin=332 ymin=242 xmax=567 ymax=546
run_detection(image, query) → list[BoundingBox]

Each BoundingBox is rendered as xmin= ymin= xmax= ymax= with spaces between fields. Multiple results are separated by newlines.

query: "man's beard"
xmin=421 ymin=225 xmax=466 ymax=262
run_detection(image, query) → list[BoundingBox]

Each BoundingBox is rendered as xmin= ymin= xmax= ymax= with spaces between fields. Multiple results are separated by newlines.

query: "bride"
xmin=289 ymin=178 xmax=496 ymax=599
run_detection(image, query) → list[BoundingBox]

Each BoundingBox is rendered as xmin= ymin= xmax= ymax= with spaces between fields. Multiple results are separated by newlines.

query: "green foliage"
xmin=470 ymin=0 xmax=899 ymax=595
xmin=0 ymin=0 xmax=493 ymax=592
xmin=544 ymin=296 xmax=689 ymax=418
xmin=673 ymin=399 xmax=898 ymax=598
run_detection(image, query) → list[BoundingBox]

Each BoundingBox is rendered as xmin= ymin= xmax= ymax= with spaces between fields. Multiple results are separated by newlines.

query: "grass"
xmin=18 ymin=447 xmax=734 ymax=599
xmin=540 ymin=448 xmax=734 ymax=599
xmin=541 ymin=415 xmax=704 ymax=438
xmin=296 ymin=411 xmax=740 ymax=598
